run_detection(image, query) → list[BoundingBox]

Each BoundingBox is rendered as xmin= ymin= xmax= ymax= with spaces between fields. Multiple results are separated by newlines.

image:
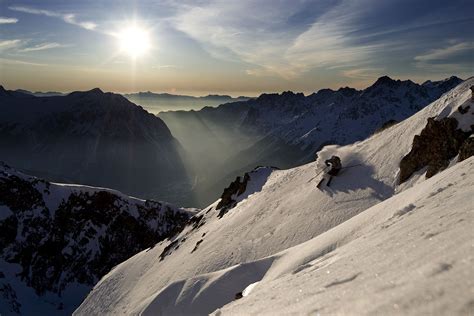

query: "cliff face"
xmin=0 ymin=88 xmax=190 ymax=205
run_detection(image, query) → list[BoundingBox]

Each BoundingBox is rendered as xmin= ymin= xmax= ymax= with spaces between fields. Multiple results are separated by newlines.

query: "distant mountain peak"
xmin=373 ymin=75 xmax=397 ymax=86
xmin=88 ymin=87 xmax=104 ymax=94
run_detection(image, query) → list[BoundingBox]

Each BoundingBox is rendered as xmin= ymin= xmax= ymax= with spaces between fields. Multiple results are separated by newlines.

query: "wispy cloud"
xmin=9 ymin=6 xmax=97 ymax=30
xmin=171 ymin=0 xmax=395 ymax=79
xmin=0 ymin=17 xmax=18 ymax=24
xmin=0 ymin=39 xmax=21 ymax=50
xmin=19 ymin=42 xmax=71 ymax=52
xmin=170 ymin=0 xmax=473 ymax=79
xmin=342 ymin=67 xmax=385 ymax=79
xmin=0 ymin=57 xmax=48 ymax=67
xmin=152 ymin=64 xmax=180 ymax=69
xmin=414 ymin=42 xmax=474 ymax=62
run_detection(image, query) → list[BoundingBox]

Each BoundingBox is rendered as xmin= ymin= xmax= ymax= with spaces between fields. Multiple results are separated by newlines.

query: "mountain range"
xmin=124 ymin=92 xmax=251 ymax=114
xmin=0 ymin=76 xmax=464 ymax=208
xmin=159 ymin=76 xmax=463 ymax=206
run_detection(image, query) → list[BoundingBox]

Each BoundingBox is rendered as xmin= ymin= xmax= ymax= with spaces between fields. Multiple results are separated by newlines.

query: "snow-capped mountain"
xmin=75 ymin=79 xmax=473 ymax=315
xmin=159 ymin=76 xmax=463 ymax=206
xmin=0 ymin=162 xmax=196 ymax=315
xmin=0 ymin=87 xmax=191 ymax=205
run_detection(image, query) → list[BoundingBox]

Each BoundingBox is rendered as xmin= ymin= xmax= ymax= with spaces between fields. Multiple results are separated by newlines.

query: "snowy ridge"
xmin=0 ymin=163 xmax=196 ymax=315
xmin=75 ymin=79 xmax=473 ymax=315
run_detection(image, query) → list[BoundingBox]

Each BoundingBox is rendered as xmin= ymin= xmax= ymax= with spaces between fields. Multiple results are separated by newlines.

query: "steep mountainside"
xmin=76 ymin=79 xmax=473 ymax=315
xmin=0 ymin=87 xmax=191 ymax=205
xmin=124 ymin=92 xmax=250 ymax=114
xmin=159 ymin=76 xmax=463 ymax=206
xmin=0 ymin=162 xmax=195 ymax=315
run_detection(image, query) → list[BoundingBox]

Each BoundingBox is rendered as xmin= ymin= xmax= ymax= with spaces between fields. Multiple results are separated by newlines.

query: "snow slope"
xmin=214 ymin=157 xmax=474 ymax=316
xmin=75 ymin=79 xmax=473 ymax=315
xmin=0 ymin=163 xmax=195 ymax=315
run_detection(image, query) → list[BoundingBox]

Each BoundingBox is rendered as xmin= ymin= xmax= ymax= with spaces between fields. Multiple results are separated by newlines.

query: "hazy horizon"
xmin=1 ymin=73 xmax=468 ymax=99
xmin=1 ymin=0 xmax=473 ymax=96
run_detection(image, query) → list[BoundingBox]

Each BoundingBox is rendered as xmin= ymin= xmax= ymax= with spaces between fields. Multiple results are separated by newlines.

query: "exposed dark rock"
xmin=0 ymin=282 xmax=21 ymax=314
xmin=458 ymin=105 xmax=470 ymax=114
xmin=399 ymin=117 xmax=472 ymax=183
xmin=374 ymin=119 xmax=398 ymax=134
xmin=458 ymin=137 xmax=474 ymax=162
xmin=191 ymin=239 xmax=204 ymax=253
xmin=216 ymin=173 xmax=250 ymax=218
xmin=159 ymin=239 xmax=180 ymax=261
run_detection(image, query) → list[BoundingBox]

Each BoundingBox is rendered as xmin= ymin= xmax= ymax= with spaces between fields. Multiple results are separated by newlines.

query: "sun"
xmin=117 ymin=25 xmax=151 ymax=58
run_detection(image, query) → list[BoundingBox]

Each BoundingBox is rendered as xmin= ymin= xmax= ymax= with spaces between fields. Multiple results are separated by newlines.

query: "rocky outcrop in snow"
xmin=216 ymin=167 xmax=275 ymax=218
xmin=399 ymin=93 xmax=474 ymax=183
xmin=399 ymin=117 xmax=471 ymax=183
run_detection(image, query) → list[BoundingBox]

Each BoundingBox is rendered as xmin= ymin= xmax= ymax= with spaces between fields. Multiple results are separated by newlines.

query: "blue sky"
xmin=0 ymin=0 xmax=472 ymax=95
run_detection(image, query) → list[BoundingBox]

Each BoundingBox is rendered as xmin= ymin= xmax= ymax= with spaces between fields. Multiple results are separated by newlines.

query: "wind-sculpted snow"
xmin=0 ymin=163 xmax=194 ymax=315
xmin=76 ymin=79 xmax=473 ymax=315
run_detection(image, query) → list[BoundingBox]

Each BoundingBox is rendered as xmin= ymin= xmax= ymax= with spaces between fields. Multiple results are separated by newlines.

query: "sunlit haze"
xmin=117 ymin=25 xmax=151 ymax=59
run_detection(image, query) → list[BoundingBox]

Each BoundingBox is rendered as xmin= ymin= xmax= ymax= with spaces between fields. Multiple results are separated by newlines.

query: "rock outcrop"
xmin=399 ymin=117 xmax=472 ymax=183
xmin=216 ymin=173 xmax=251 ymax=218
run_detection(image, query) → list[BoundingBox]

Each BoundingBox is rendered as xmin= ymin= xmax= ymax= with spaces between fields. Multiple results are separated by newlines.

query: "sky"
xmin=0 ymin=0 xmax=473 ymax=96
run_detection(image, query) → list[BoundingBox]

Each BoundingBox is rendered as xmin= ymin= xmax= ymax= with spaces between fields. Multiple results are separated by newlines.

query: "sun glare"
xmin=118 ymin=25 xmax=151 ymax=58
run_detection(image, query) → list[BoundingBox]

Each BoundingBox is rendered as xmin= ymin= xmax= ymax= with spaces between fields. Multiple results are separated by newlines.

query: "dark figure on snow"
xmin=325 ymin=155 xmax=342 ymax=176
xmin=317 ymin=155 xmax=342 ymax=188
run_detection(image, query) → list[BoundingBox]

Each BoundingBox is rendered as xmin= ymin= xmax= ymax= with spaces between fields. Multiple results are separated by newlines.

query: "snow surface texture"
xmin=76 ymin=79 xmax=473 ymax=315
xmin=0 ymin=164 xmax=195 ymax=315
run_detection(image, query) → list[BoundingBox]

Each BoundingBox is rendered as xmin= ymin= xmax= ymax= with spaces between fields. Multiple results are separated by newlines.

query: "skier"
xmin=317 ymin=155 xmax=342 ymax=188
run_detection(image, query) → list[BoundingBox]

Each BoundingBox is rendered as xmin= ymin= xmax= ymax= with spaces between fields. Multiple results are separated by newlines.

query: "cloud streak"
xmin=0 ymin=17 xmax=18 ymax=24
xmin=415 ymin=42 xmax=474 ymax=62
xmin=9 ymin=6 xmax=97 ymax=30
xmin=20 ymin=42 xmax=71 ymax=52
xmin=0 ymin=39 xmax=21 ymax=50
